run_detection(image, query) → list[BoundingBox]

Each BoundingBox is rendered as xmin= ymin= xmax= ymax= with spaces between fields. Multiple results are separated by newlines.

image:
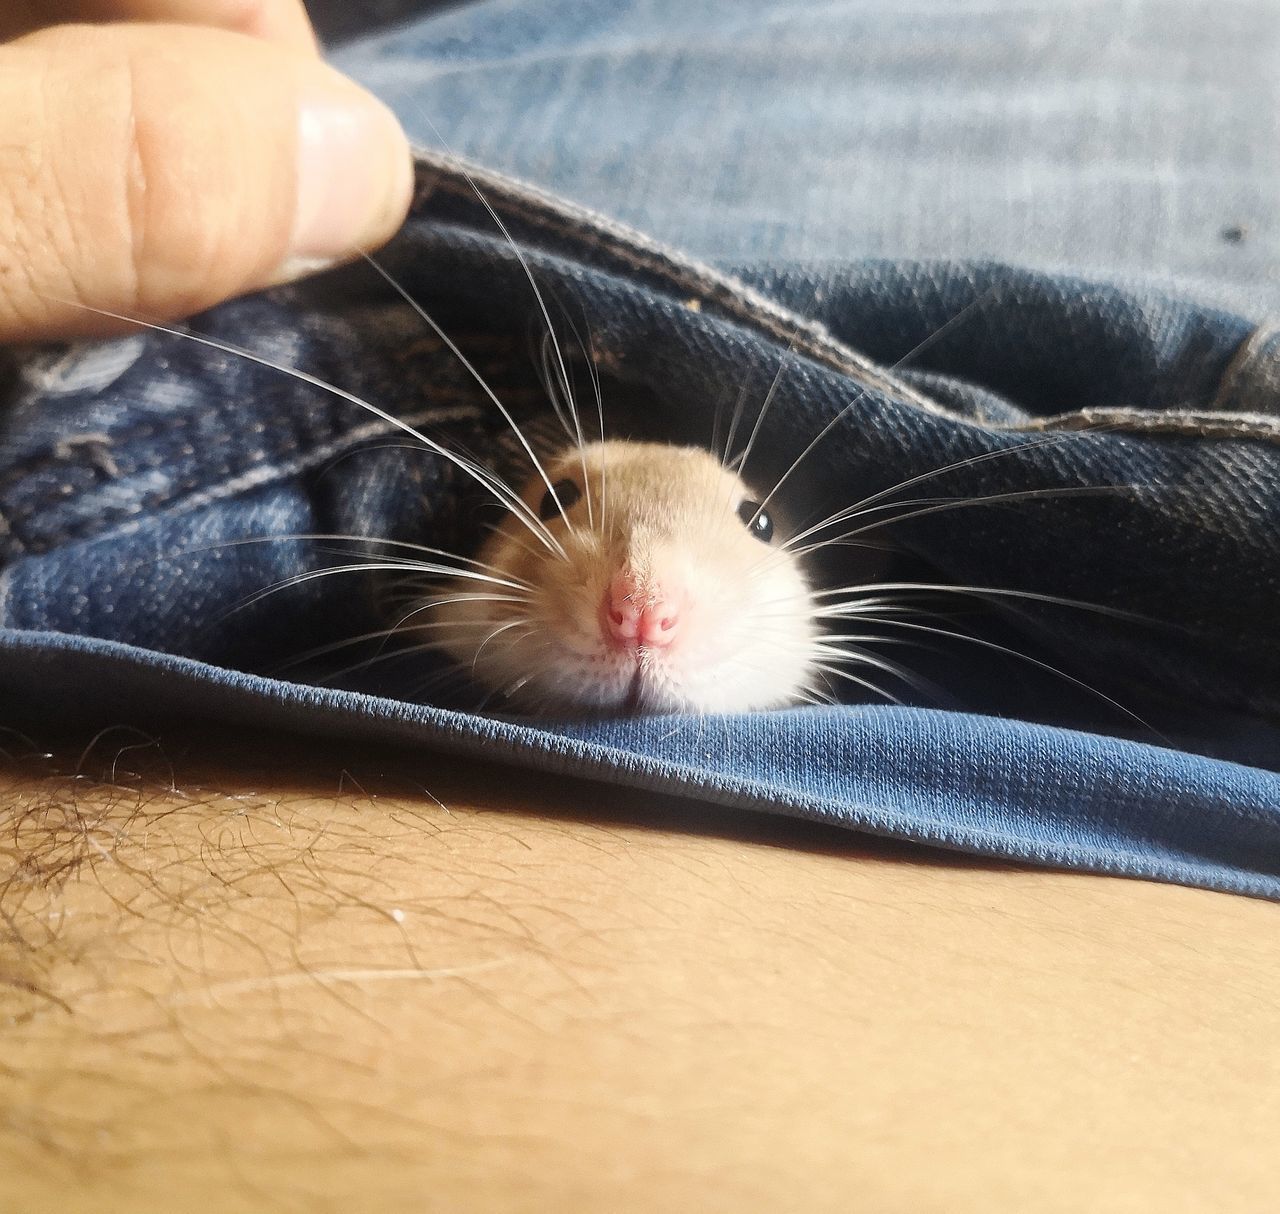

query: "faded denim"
xmin=334 ymin=0 xmax=1280 ymax=317
xmin=1 ymin=0 xmax=1278 ymax=898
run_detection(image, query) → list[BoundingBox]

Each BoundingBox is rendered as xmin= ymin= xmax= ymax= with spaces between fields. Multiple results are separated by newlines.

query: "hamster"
xmin=429 ymin=440 xmax=821 ymax=715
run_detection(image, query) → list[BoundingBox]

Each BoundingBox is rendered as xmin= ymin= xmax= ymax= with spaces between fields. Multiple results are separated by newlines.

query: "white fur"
xmin=432 ymin=442 xmax=819 ymax=714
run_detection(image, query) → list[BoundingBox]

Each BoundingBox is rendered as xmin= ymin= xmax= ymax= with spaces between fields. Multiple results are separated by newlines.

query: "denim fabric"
xmin=1 ymin=147 xmax=1278 ymax=898
xmin=2 ymin=0 xmax=1279 ymax=899
xmin=2 ymin=632 xmax=1278 ymax=899
xmin=335 ymin=0 xmax=1280 ymax=317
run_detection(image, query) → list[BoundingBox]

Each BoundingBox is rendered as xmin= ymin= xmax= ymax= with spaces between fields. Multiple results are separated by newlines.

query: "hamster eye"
xmin=737 ymin=500 xmax=774 ymax=543
xmin=539 ymin=478 xmax=581 ymax=521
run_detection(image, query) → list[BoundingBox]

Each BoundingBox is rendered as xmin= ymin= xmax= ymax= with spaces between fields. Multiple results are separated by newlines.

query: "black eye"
xmin=538 ymin=478 xmax=581 ymax=521
xmin=737 ymin=499 xmax=774 ymax=543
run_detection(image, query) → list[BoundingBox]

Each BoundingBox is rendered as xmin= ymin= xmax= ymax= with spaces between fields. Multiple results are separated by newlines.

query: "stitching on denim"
xmin=407 ymin=149 xmax=958 ymax=419
xmin=153 ymin=403 xmax=484 ymax=529
xmin=0 ymin=412 xmax=242 ymax=497
xmin=410 ymin=151 xmax=1280 ymax=444
xmin=1212 ymin=322 xmax=1280 ymax=416
xmin=13 ymin=403 xmax=482 ymax=554
xmin=0 ymin=332 xmax=528 ymax=497
xmin=5 ymin=400 xmax=486 ymax=554
xmin=4 ymin=412 xmax=274 ymax=527
xmin=0 ymin=364 xmax=535 ymax=536
xmin=1015 ymin=407 xmax=1280 ymax=442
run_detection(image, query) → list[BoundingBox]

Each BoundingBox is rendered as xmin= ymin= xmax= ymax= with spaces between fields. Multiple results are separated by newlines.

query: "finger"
xmin=0 ymin=23 xmax=413 ymax=342
xmin=0 ymin=1 xmax=316 ymax=53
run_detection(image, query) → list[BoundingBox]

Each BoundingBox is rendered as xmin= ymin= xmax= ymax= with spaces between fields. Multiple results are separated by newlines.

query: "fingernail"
xmin=280 ymin=73 xmax=413 ymax=281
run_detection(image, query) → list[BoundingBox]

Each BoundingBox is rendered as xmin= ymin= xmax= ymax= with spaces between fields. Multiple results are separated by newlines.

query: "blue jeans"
xmin=2 ymin=0 xmax=1278 ymax=898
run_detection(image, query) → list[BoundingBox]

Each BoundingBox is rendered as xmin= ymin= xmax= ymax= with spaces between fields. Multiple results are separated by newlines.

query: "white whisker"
xmin=55 ymin=299 xmax=569 ymax=560
xmin=361 ymin=253 xmax=579 ymax=539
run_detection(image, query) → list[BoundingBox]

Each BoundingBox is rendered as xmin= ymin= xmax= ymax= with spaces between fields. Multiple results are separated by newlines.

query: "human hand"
xmin=0 ymin=1 xmax=414 ymax=342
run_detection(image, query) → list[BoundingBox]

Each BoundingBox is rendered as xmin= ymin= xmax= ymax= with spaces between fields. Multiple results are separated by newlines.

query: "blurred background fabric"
xmin=311 ymin=0 xmax=1280 ymax=318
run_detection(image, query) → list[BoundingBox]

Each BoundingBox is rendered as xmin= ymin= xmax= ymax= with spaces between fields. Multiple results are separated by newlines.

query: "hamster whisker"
xmin=794 ymin=684 xmax=839 ymax=708
xmin=221 ymin=560 xmax=454 ymax=629
xmin=406 ymin=664 xmax=477 ymax=704
xmin=752 ymin=284 xmax=1003 ymax=515
xmin=809 ymin=662 xmax=905 ymax=705
xmin=889 ymin=282 xmax=1005 ymax=364
xmin=536 ymin=297 xmax=605 ymax=531
xmin=190 ymin=532 xmax=534 ymax=588
xmin=840 ymin=613 xmax=1164 ymax=738
xmin=738 ymin=537 xmax=888 ymax=590
xmin=241 ymin=573 xmax=528 ymax=629
xmin=813 ymin=581 xmax=1164 ymax=626
xmin=448 ymin=158 xmax=579 ymax=429
xmin=311 ymin=640 xmax=455 ymax=685
xmin=730 ymin=333 xmax=800 ymax=483
xmin=396 ymin=590 xmax=534 ymax=618
xmin=569 ymin=306 xmax=609 ymax=527
xmin=374 ymin=560 xmax=537 ymax=590
xmin=816 ymin=630 xmax=958 ymax=691
xmin=785 ymin=483 xmax=1134 ymax=551
xmin=361 ymin=253 xmax=581 ymax=540
xmin=753 ymin=384 xmax=875 ymax=520
xmin=478 ymin=524 xmax=558 ymax=572
xmin=786 ymin=483 xmax=1144 ymax=554
xmin=771 ymin=422 xmax=1129 ymax=552
xmin=813 ymin=598 xmax=937 ymax=616
xmin=497 ymin=673 xmax=534 ymax=701
xmin=811 ymin=642 xmax=943 ymax=700
xmin=57 ymin=300 xmax=570 ymax=561
xmin=270 ymin=625 xmax=425 ymax=674
xmin=470 ymin=619 xmax=536 ymax=670
xmin=394 ymin=620 xmax=529 ymax=636
xmin=401 ymin=115 xmax=589 ymax=529
xmin=269 ymin=621 xmax=488 ymax=676
xmin=812 ymin=633 xmax=936 ymax=654
xmin=716 ymin=345 xmax=767 ymax=469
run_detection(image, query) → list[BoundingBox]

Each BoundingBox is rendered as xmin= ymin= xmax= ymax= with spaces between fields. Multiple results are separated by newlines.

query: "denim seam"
xmin=4 ymin=402 xmax=483 ymax=554
xmin=1212 ymin=321 xmax=1280 ymax=416
xmin=1014 ymin=406 xmax=1280 ymax=442
xmin=0 ymin=413 xmax=237 ymax=498
xmin=11 ymin=438 xmax=233 ymax=528
xmin=0 ymin=337 xmax=526 ymax=497
xmin=0 ymin=382 xmax=493 ymax=531
xmin=410 ymin=150 xmax=957 ymax=418
xmin=136 ymin=402 xmax=481 ymax=527
xmin=411 ymin=151 xmax=1280 ymax=444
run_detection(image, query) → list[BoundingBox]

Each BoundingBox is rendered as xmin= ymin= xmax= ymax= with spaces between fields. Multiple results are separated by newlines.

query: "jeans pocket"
xmin=1 ymin=151 xmax=1277 ymax=749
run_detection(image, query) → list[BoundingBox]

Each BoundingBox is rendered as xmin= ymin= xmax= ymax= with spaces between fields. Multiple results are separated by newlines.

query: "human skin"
xmin=2 ymin=728 xmax=1276 ymax=1213
xmin=2 ymin=5 xmax=1276 ymax=1207
xmin=0 ymin=0 xmax=411 ymax=341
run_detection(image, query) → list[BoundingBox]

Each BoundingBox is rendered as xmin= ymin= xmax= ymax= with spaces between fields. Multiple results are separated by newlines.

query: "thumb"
xmin=0 ymin=23 xmax=413 ymax=341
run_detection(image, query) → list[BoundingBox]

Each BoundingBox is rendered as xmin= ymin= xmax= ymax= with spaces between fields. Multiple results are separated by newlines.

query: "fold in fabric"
xmin=0 ymin=145 xmax=1277 ymax=899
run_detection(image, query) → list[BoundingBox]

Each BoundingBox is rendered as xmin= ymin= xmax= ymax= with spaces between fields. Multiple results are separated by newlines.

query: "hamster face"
xmin=431 ymin=442 xmax=819 ymax=715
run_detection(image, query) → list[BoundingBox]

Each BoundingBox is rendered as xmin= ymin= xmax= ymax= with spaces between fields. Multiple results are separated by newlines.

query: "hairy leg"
xmin=2 ymin=729 xmax=1276 ymax=1212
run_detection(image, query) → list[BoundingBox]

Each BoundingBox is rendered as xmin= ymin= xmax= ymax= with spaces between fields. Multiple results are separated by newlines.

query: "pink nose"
xmin=603 ymin=572 xmax=681 ymax=649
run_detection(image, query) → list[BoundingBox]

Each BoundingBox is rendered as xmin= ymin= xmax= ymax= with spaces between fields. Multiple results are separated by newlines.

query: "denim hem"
xmin=3 ymin=149 xmax=1278 ymax=903
xmin=3 ymin=628 xmax=1278 ymax=902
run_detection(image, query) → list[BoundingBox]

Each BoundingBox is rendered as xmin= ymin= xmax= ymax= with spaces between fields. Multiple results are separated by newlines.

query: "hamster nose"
xmin=603 ymin=572 xmax=682 ymax=649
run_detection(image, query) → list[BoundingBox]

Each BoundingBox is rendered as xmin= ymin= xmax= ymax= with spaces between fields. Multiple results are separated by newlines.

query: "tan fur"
xmin=433 ymin=442 xmax=818 ymax=714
